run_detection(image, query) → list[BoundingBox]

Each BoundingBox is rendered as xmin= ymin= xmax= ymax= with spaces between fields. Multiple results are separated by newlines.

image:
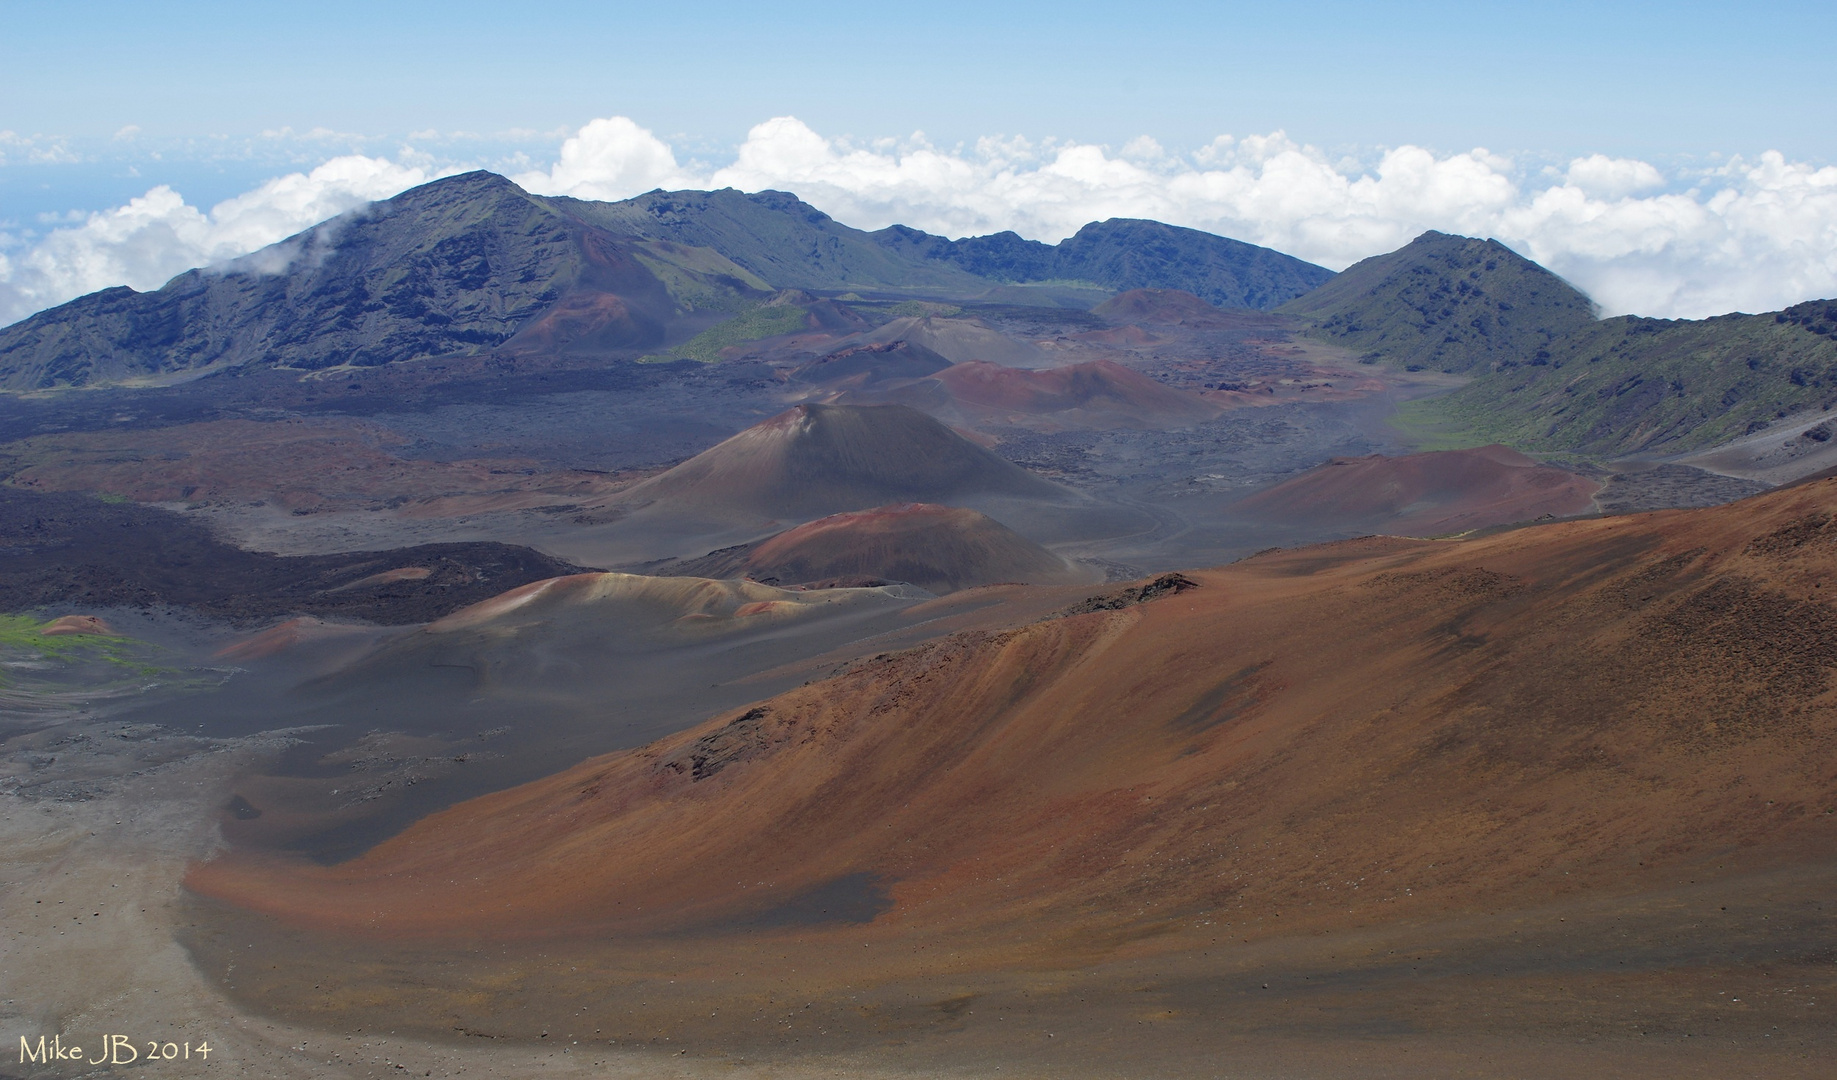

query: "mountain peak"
xmin=620 ymin=402 xmax=1065 ymax=522
xmin=1278 ymin=230 xmax=1598 ymax=372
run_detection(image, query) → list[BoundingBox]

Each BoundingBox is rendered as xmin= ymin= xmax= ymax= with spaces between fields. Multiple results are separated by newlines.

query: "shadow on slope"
xmin=156 ymin=571 xmax=941 ymax=865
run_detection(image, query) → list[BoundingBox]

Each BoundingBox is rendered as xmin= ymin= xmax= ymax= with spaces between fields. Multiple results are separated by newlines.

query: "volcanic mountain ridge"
xmin=0 ymin=173 xmax=1336 ymax=391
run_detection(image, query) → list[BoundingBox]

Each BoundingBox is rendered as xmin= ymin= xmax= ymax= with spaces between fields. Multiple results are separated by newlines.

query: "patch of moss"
xmin=0 ymin=614 xmax=166 ymax=686
xmin=887 ymin=300 xmax=964 ymax=318
xmin=639 ymin=303 xmax=813 ymax=364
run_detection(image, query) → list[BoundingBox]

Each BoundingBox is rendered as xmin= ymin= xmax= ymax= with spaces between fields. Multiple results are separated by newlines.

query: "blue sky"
xmin=2 ymin=0 xmax=1833 ymax=325
xmin=4 ymin=0 xmax=1832 ymax=208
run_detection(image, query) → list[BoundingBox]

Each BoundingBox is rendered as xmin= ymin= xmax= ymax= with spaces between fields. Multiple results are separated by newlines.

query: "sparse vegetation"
xmin=639 ymin=302 xmax=812 ymax=363
xmin=887 ymin=301 xmax=963 ymax=318
xmin=0 ymin=614 xmax=162 ymax=686
xmin=1423 ymin=308 xmax=1837 ymax=455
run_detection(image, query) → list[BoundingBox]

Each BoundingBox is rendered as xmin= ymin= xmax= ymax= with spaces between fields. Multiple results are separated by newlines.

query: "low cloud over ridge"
xmin=3 ymin=116 xmax=1835 ymax=326
xmin=0 ymin=155 xmax=431 ymax=327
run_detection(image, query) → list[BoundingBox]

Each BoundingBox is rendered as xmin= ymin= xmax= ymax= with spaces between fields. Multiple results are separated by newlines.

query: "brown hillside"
xmin=1235 ymin=444 xmax=1601 ymax=535
xmin=1093 ymin=287 xmax=1233 ymax=326
xmin=667 ymin=502 xmax=1086 ymax=593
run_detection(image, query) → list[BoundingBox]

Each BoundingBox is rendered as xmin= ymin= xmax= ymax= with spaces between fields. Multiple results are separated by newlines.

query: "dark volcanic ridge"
xmin=0 ymin=486 xmax=586 ymax=623
xmin=0 ymin=172 xmax=1335 ymax=392
xmin=872 ymin=218 xmax=1335 ymax=310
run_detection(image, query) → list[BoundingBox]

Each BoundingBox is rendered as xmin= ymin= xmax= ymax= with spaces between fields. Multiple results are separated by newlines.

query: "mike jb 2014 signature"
xmin=18 ymin=1034 xmax=211 ymax=1067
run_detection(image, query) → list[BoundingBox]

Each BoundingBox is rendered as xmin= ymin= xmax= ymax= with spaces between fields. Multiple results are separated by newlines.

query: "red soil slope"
xmin=1092 ymin=287 xmax=1233 ymax=326
xmin=192 ymin=477 xmax=1837 ymax=949
xmin=673 ymin=502 xmax=1084 ymax=593
xmin=1236 ymin=444 xmax=1601 ymax=535
xmin=212 ymin=616 xmax=372 ymax=661
xmin=38 ymin=614 xmax=114 ymax=636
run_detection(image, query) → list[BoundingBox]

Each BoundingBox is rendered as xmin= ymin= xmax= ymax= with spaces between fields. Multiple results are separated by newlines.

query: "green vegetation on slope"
xmin=640 ymin=301 xmax=812 ymax=363
xmin=1279 ymin=231 xmax=1598 ymax=374
xmin=1417 ymin=301 xmax=1837 ymax=455
xmin=551 ymin=188 xmax=993 ymax=296
xmin=626 ymin=240 xmax=773 ymax=313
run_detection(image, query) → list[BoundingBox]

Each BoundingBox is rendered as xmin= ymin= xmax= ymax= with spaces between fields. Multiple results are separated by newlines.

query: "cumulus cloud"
xmin=512 ymin=116 xmax=695 ymax=201
xmin=3 ymin=115 xmax=1835 ymax=327
xmin=1562 ymin=154 xmax=1665 ymax=198
xmin=0 ymin=155 xmax=431 ymax=325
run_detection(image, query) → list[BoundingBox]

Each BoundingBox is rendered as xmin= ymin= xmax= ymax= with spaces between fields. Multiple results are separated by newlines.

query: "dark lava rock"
xmin=1058 ymin=572 xmax=1199 ymax=616
xmin=0 ymin=486 xmax=587 ymax=624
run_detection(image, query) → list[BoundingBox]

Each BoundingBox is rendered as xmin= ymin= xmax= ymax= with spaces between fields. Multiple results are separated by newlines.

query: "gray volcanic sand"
xmin=1594 ymin=462 xmax=1775 ymax=514
xmin=102 ymin=583 xmax=963 ymax=864
xmin=179 ymin=855 xmax=1837 ymax=1079
xmin=1674 ymin=405 xmax=1837 ymax=485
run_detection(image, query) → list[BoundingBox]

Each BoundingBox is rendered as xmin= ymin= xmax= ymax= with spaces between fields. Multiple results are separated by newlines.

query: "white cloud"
xmin=27 ymin=142 xmax=80 ymax=166
xmin=1563 ymin=154 xmax=1665 ymax=198
xmin=0 ymin=155 xmax=431 ymax=325
xmin=3 ymin=115 xmax=1835 ymax=329
xmin=511 ymin=116 xmax=694 ymax=201
xmin=1504 ymin=152 xmax=1837 ymax=318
